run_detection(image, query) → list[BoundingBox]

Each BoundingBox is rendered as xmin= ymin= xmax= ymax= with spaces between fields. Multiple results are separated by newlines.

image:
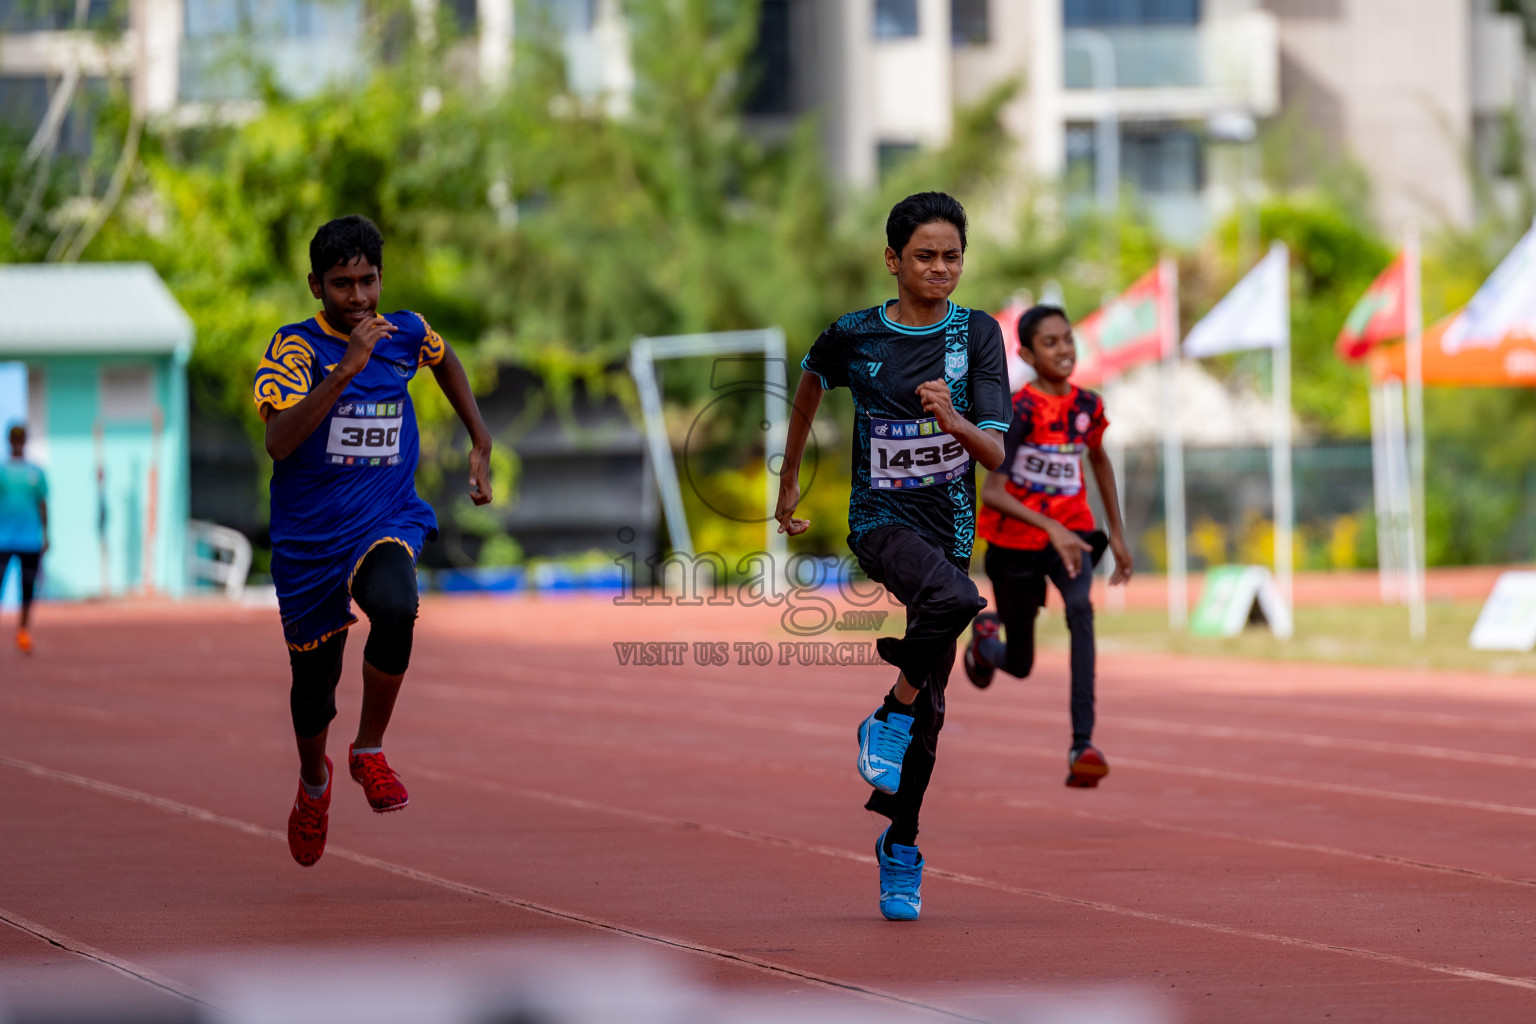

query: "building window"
xmin=0 ymin=0 xmax=123 ymax=32
xmin=443 ymin=0 xmax=477 ymax=34
xmin=878 ymin=141 xmax=919 ymax=179
xmin=874 ymin=0 xmax=918 ymax=39
xmin=1064 ymin=122 xmax=1204 ymax=195
xmin=745 ymin=0 xmax=792 ymax=115
xmin=0 ymin=76 xmax=101 ymax=155
xmin=1064 ymin=0 xmax=1200 ymax=26
xmin=1123 ymin=124 xmax=1203 ymax=193
xmin=952 ymin=0 xmax=988 ymax=45
xmin=527 ymin=0 xmax=595 ymax=34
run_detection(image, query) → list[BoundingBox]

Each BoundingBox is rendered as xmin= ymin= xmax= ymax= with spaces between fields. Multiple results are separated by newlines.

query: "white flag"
xmin=1183 ymin=243 xmax=1289 ymax=358
xmin=1441 ymin=218 xmax=1536 ymax=355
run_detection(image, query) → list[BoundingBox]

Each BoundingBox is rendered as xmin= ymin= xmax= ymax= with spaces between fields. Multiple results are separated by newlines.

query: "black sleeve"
xmin=801 ymin=321 xmax=850 ymax=391
xmin=968 ymin=312 xmax=1011 ymax=431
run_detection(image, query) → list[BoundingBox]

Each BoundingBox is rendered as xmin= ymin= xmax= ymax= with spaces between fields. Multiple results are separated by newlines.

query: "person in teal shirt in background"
xmin=0 ymin=423 xmax=48 ymax=654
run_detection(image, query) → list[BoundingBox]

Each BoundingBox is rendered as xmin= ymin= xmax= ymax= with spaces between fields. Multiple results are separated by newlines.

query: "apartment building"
xmin=0 ymin=0 xmax=611 ymax=125
xmin=748 ymin=0 xmax=1533 ymax=238
xmin=0 ymin=0 xmax=1529 ymax=238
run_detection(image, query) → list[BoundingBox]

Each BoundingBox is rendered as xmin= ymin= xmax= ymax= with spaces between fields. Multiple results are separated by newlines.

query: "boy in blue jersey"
xmin=0 ymin=424 xmax=48 ymax=654
xmin=775 ymin=193 xmax=1010 ymax=921
xmin=254 ymin=215 xmax=493 ymax=867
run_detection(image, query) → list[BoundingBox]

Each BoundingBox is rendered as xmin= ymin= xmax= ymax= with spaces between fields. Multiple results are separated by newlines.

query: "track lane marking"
xmin=0 ymin=906 xmax=208 ymax=1007
xmin=410 ymin=681 xmax=1536 ymax=819
xmin=396 ymin=763 xmax=1536 ymax=993
xmin=0 ymin=755 xmax=981 ymax=1024
xmin=416 ymin=662 xmax=1536 ymax=771
xmin=10 ymin=692 xmax=1536 ymax=890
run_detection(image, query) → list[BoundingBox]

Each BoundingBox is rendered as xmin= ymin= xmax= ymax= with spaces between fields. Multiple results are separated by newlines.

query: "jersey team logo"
xmin=1075 ymin=412 xmax=1091 ymax=434
xmin=945 ymin=351 xmax=968 ymax=377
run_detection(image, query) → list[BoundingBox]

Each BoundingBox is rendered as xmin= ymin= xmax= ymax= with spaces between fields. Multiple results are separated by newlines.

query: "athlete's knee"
xmin=359 ymin=586 xmax=416 ymax=675
xmin=1063 ymin=591 xmax=1094 ymax=627
xmin=1004 ymin=646 xmax=1035 ymax=678
xmin=362 ymin=619 xmax=414 ymax=676
xmin=928 ymin=579 xmax=985 ymax=633
xmin=289 ymin=634 xmax=345 ymax=738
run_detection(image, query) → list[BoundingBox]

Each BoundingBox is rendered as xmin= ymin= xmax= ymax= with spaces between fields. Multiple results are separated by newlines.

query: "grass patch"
xmin=1032 ymin=600 xmax=1536 ymax=674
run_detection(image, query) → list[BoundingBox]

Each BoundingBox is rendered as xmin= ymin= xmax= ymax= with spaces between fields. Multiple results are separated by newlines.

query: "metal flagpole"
xmin=1368 ymin=381 xmax=1400 ymax=603
xmin=1272 ymin=243 xmax=1294 ymax=633
xmin=1404 ymin=224 xmax=1427 ymax=640
xmin=1160 ymin=256 xmax=1187 ymax=629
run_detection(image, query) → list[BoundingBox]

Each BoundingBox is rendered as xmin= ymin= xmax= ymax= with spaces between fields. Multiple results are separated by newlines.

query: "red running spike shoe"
xmin=963 ymin=612 xmax=1000 ymax=689
xmin=1066 ymin=744 xmax=1110 ymax=788
xmin=348 ymin=744 xmax=409 ymax=813
xmin=288 ymin=756 xmax=332 ymax=867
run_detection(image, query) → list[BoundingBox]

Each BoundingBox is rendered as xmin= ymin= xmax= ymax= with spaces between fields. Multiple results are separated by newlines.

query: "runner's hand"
xmin=1108 ymin=535 xmax=1134 ymax=585
xmin=916 ymin=380 xmax=963 ymax=433
xmin=339 ymin=315 xmax=396 ymax=376
xmin=1048 ymin=522 xmax=1094 ymax=579
xmin=775 ymin=481 xmax=809 ymax=536
xmin=468 ymin=439 xmax=493 ymax=505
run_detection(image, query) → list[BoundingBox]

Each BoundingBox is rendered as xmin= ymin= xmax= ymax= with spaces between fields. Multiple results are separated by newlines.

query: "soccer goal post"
xmin=628 ymin=329 xmax=789 ymax=562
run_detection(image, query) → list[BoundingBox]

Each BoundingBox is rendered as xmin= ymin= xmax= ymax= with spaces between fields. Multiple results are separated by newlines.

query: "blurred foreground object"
xmin=0 ymin=942 xmax=1172 ymax=1024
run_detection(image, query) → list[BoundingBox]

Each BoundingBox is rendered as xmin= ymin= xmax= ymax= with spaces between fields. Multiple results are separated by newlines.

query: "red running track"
xmin=3 ymin=595 xmax=1536 ymax=1022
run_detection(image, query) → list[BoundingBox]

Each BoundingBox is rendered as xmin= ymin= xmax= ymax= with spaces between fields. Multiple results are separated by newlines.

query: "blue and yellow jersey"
xmin=254 ymin=310 xmax=445 ymax=560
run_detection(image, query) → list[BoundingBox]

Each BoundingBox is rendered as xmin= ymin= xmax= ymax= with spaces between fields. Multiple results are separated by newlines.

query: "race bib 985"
xmin=326 ymin=402 xmax=403 ymax=466
xmin=1009 ymin=442 xmax=1083 ymax=496
xmin=869 ymin=416 xmax=969 ymax=489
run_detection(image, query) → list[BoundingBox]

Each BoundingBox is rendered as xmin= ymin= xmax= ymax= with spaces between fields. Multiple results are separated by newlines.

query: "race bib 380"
xmin=326 ymin=402 xmax=404 ymax=466
xmin=1009 ymin=442 xmax=1083 ymax=496
xmin=870 ymin=416 xmax=969 ymax=489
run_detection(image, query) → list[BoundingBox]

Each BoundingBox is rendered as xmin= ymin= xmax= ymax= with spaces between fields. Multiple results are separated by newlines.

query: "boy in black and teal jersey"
xmin=775 ymin=192 xmax=1010 ymax=921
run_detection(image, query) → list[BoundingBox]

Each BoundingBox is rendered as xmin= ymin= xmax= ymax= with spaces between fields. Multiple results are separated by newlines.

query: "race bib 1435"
xmin=870 ymin=416 xmax=969 ymax=489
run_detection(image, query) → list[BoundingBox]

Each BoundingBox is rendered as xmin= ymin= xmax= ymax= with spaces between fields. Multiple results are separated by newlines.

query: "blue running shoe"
xmin=875 ymin=828 xmax=923 ymax=921
xmin=857 ymin=711 xmax=913 ymax=794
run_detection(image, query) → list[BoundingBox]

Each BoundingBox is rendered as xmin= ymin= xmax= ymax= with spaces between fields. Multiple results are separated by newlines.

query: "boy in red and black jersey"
xmin=966 ymin=305 xmax=1133 ymax=787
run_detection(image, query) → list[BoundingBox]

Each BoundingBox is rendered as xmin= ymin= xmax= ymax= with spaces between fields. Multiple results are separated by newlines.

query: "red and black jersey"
xmin=978 ymin=383 xmax=1108 ymax=551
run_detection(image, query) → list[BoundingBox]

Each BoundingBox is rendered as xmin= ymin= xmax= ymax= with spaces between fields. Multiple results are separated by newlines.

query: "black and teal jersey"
xmin=801 ymin=301 xmax=1010 ymax=560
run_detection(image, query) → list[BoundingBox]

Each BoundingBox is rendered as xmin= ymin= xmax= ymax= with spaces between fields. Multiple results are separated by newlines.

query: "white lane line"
xmin=0 ymin=906 xmax=208 ymax=1007
xmin=422 ymin=660 xmax=1536 ymax=773
xmin=0 ymin=755 xmax=981 ymax=1024
xmin=401 ymin=763 xmax=1536 ymax=993
xmin=9 ymin=692 xmax=1536 ymax=889
xmin=413 ymin=680 xmax=1536 ymax=820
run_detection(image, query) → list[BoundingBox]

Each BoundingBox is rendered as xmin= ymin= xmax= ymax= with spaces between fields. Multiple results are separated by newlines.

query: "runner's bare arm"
xmin=980 ymin=470 xmax=1094 ymax=577
xmin=263 ymin=316 xmax=393 ymax=460
xmin=1086 ymin=443 xmax=1134 ymax=584
xmin=429 ymin=341 xmax=494 ymax=506
xmin=775 ymin=370 xmax=825 ymax=536
xmin=915 ymin=380 xmax=1004 ymax=470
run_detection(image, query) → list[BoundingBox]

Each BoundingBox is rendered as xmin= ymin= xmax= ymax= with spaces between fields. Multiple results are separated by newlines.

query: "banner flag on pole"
xmin=1183 ymin=244 xmax=1289 ymax=357
xmin=1073 ymin=265 xmax=1176 ymax=382
xmin=1335 ymin=253 xmax=1406 ymax=361
xmin=1441 ymin=217 xmax=1536 ymax=354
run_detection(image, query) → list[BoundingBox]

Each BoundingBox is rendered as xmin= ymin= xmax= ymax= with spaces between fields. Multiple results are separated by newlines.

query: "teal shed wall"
xmin=26 ymin=353 xmax=190 ymax=599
